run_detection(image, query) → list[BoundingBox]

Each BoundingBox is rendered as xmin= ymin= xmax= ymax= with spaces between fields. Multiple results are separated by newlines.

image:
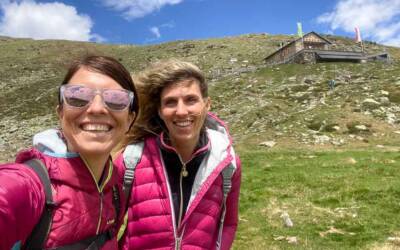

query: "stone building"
xmin=263 ymin=31 xmax=387 ymax=65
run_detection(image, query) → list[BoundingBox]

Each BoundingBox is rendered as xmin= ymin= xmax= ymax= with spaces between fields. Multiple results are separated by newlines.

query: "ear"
xmin=127 ymin=112 xmax=136 ymax=132
xmin=56 ymin=105 xmax=63 ymax=120
xmin=205 ymin=97 xmax=211 ymax=111
xmin=158 ymin=108 xmax=163 ymax=121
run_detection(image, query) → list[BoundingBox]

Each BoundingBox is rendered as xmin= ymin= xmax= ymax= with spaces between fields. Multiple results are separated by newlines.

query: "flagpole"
xmin=297 ymin=22 xmax=304 ymax=50
xmin=355 ymin=27 xmax=363 ymax=53
xmin=361 ymin=40 xmax=364 ymax=53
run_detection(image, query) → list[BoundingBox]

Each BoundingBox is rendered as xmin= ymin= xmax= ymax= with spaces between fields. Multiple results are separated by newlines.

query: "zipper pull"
xmin=181 ymin=164 xmax=188 ymax=177
xmin=175 ymin=236 xmax=182 ymax=250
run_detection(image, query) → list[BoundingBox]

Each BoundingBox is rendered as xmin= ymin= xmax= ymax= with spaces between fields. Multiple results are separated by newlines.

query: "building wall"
xmin=289 ymin=51 xmax=316 ymax=64
xmin=295 ymin=40 xmax=304 ymax=52
xmin=265 ymin=33 xmax=331 ymax=65
xmin=266 ymin=42 xmax=298 ymax=64
xmin=303 ymin=42 xmax=327 ymax=50
xmin=304 ymin=33 xmax=326 ymax=43
xmin=303 ymin=33 xmax=330 ymax=50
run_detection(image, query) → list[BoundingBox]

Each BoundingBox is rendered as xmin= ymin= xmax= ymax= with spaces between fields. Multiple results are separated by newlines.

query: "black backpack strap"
xmin=112 ymin=186 xmax=121 ymax=223
xmin=24 ymin=159 xmax=56 ymax=250
xmin=49 ymin=230 xmax=113 ymax=250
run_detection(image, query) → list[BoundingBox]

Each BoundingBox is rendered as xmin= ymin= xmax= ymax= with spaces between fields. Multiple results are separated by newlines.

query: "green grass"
xmin=233 ymin=149 xmax=400 ymax=250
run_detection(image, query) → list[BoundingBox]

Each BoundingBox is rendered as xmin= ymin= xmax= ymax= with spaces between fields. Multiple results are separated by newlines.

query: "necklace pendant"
xmin=182 ymin=169 xmax=188 ymax=177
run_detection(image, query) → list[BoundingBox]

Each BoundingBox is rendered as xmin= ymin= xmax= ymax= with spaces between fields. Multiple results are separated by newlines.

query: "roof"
xmin=366 ymin=53 xmax=389 ymax=59
xmin=315 ymin=50 xmax=365 ymax=60
xmin=264 ymin=32 xmax=332 ymax=61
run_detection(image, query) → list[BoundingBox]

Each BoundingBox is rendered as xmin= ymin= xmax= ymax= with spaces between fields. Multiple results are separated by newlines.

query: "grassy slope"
xmin=235 ymin=149 xmax=400 ymax=249
xmin=214 ymin=61 xmax=400 ymax=149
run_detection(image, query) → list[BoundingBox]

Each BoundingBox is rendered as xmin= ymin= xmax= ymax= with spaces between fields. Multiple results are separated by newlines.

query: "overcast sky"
xmin=0 ymin=0 xmax=399 ymax=47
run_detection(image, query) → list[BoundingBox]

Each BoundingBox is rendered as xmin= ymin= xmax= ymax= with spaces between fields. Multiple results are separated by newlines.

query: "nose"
xmin=86 ymin=94 xmax=107 ymax=114
xmin=175 ymin=100 xmax=188 ymax=116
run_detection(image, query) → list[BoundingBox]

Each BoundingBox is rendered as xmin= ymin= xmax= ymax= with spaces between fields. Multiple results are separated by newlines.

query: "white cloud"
xmin=101 ymin=0 xmax=183 ymax=20
xmin=317 ymin=0 xmax=400 ymax=46
xmin=150 ymin=26 xmax=161 ymax=38
xmin=0 ymin=0 xmax=104 ymax=42
xmin=148 ymin=21 xmax=175 ymax=41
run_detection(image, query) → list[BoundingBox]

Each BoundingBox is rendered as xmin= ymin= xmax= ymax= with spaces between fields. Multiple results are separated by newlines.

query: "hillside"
xmin=1 ymin=33 xmax=400 ymax=161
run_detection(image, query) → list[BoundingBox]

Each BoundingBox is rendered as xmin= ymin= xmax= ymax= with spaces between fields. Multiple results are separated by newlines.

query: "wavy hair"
xmin=122 ymin=58 xmax=207 ymax=146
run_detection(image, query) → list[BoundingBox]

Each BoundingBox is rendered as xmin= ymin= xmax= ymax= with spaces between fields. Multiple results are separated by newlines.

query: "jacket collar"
xmin=28 ymin=128 xmax=117 ymax=191
xmin=157 ymin=131 xmax=210 ymax=160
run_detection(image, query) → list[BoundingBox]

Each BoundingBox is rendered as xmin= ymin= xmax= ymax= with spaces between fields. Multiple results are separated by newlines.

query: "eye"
xmin=163 ymin=98 xmax=177 ymax=107
xmin=186 ymin=96 xmax=199 ymax=104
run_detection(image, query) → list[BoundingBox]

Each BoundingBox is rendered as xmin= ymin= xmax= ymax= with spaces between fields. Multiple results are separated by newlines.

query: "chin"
xmin=74 ymin=142 xmax=114 ymax=156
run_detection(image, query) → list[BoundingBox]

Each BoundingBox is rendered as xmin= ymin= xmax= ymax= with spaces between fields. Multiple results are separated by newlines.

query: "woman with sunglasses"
xmin=115 ymin=59 xmax=241 ymax=250
xmin=0 ymin=55 xmax=138 ymax=250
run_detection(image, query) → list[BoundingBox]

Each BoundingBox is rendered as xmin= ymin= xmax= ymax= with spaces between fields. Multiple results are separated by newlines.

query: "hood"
xmin=185 ymin=112 xmax=236 ymax=214
xmin=205 ymin=112 xmax=234 ymax=152
xmin=32 ymin=129 xmax=78 ymax=158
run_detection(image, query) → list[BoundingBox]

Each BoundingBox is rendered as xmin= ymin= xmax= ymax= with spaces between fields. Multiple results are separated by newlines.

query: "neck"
xmin=175 ymin=145 xmax=195 ymax=163
xmin=172 ymin=137 xmax=199 ymax=163
xmin=81 ymin=154 xmax=109 ymax=183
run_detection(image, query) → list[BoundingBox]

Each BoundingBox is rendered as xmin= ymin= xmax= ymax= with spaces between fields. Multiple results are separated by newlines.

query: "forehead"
xmin=67 ymin=67 xmax=123 ymax=90
xmin=160 ymin=79 xmax=202 ymax=98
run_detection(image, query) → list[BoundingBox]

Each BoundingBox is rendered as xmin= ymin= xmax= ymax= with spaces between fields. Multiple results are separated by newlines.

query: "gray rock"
xmin=355 ymin=125 xmax=368 ymax=131
xmin=313 ymin=135 xmax=330 ymax=144
xmin=362 ymin=98 xmax=380 ymax=110
xmin=331 ymin=138 xmax=345 ymax=146
xmin=259 ymin=141 xmax=276 ymax=148
xmin=303 ymin=78 xmax=314 ymax=84
xmin=379 ymin=97 xmax=390 ymax=106
xmin=386 ymin=113 xmax=397 ymax=124
xmin=280 ymin=212 xmax=294 ymax=227
xmin=380 ymin=90 xmax=389 ymax=96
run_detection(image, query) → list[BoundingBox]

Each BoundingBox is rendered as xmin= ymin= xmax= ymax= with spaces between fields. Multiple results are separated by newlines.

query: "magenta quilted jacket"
xmin=0 ymin=130 xmax=124 ymax=250
xmin=115 ymin=113 xmax=241 ymax=250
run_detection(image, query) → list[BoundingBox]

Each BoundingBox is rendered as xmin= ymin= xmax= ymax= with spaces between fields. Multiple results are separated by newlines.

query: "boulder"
xmin=361 ymin=98 xmax=380 ymax=110
xmin=259 ymin=141 xmax=276 ymax=148
xmin=313 ymin=135 xmax=330 ymax=144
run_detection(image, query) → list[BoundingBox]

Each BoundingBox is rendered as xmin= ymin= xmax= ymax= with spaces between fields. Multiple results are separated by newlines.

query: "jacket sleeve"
xmin=221 ymin=156 xmax=242 ymax=250
xmin=0 ymin=163 xmax=45 ymax=250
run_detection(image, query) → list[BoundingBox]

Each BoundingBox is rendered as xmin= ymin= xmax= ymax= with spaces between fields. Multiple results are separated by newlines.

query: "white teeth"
xmin=175 ymin=120 xmax=192 ymax=127
xmin=82 ymin=124 xmax=110 ymax=132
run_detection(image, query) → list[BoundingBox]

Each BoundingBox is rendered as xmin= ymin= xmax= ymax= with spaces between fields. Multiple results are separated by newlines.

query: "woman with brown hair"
xmin=0 ymin=55 xmax=138 ymax=250
xmin=116 ymin=59 xmax=241 ymax=250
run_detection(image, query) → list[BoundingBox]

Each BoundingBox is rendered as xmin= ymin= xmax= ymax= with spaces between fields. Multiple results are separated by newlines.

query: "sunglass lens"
xmin=103 ymin=90 xmax=130 ymax=110
xmin=64 ymin=86 xmax=93 ymax=107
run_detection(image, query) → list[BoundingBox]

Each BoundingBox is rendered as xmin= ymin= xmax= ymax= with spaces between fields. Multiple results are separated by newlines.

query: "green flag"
xmin=297 ymin=22 xmax=303 ymax=37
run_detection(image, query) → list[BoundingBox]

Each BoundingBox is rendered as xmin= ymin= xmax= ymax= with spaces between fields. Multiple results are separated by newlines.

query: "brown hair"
xmin=122 ymin=58 xmax=207 ymax=146
xmin=59 ymin=55 xmax=139 ymax=116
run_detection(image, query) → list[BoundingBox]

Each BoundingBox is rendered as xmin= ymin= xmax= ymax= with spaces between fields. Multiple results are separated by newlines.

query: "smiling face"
xmin=58 ymin=67 xmax=134 ymax=158
xmin=159 ymin=79 xmax=210 ymax=149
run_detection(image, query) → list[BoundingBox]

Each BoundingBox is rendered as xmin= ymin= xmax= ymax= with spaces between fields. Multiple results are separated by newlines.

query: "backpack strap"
xmin=116 ymin=142 xmax=144 ymax=240
xmin=112 ymin=186 xmax=121 ymax=223
xmin=122 ymin=142 xmax=144 ymax=203
xmin=48 ymin=230 xmax=113 ymax=250
xmin=23 ymin=159 xmax=120 ymax=250
xmin=216 ymin=163 xmax=235 ymax=250
xmin=23 ymin=159 xmax=56 ymax=250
